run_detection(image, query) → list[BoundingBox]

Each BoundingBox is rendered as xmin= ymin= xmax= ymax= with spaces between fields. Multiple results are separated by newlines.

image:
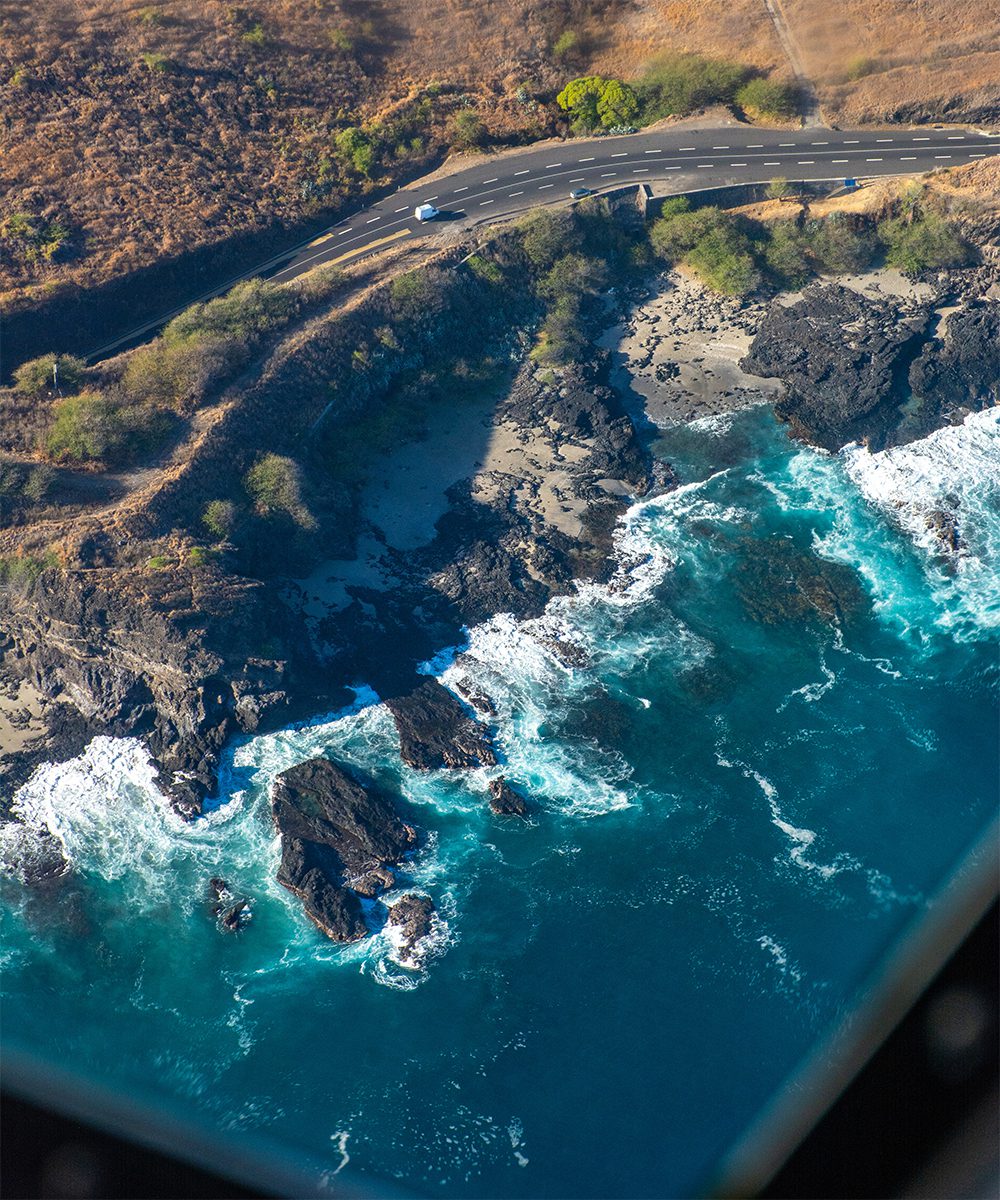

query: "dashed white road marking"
xmin=876 ymin=138 xmax=893 ymax=143
xmin=811 ymin=141 xmax=829 ymax=145
xmin=747 ymin=144 xmax=763 ymax=148
xmin=578 ymin=156 xmax=595 ymax=162
xmin=509 ymin=190 xmax=524 ymax=196
xmin=366 ymin=216 xmax=381 ymax=223
xmin=866 ymin=157 xmax=883 ymax=161
xmin=480 ymin=199 xmax=494 ymax=205
xmin=678 ymin=146 xmax=696 ymax=151
xmin=900 ymin=156 xmax=916 ymax=160
xmin=538 ymin=182 xmax=554 ymax=188
xmin=947 ymin=135 xmax=965 ymax=140
xmin=483 ymin=177 xmax=498 ymax=183
xmin=611 ymin=152 xmax=628 ymax=157
xmin=545 ymin=162 xmax=562 ymax=168
xmin=843 ymin=139 xmax=859 ymax=144
xmin=779 ymin=142 xmax=795 ymax=147
xmin=730 ymin=162 xmax=748 ymax=166
xmin=797 ymin=159 xmax=815 ymax=164
xmin=453 ymin=186 xmax=468 ymax=193
xmin=764 ymin=161 xmax=781 ymax=166
xmin=832 ymin=159 xmax=848 ymax=163
xmin=337 ymin=229 xmax=351 ymax=236
xmin=913 ymin=137 xmax=930 ymax=141
xmin=712 ymin=145 xmax=729 ymax=149
xmin=394 ymin=206 xmax=408 ymax=213
xmin=514 ymin=169 xmax=529 ymax=175
xmin=600 ymin=171 xmax=617 ymax=177
xmin=645 ymin=148 xmax=662 ymax=154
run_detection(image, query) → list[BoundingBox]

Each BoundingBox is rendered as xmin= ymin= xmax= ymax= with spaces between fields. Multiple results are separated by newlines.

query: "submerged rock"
xmin=271 ymin=757 xmax=417 ymax=943
xmin=385 ymin=679 xmax=496 ymax=771
xmin=387 ymin=893 xmax=436 ymax=966
xmin=0 ymin=821 xmax=68 ymax=886
xmin=488 ymin=777 xmax=529 ymax=817
xmin=731 ymin=537 xmax=869 ymax=626
xmin=207 ymin=877 xmax=252 ymax=932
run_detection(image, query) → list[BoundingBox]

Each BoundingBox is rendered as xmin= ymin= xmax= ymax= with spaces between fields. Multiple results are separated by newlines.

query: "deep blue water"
xmin=3 ymin=405 xmax=998 ymax=1198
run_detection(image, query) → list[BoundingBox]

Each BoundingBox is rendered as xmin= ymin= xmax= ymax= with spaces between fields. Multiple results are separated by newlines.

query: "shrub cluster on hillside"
xmin=648 ymin=195 xmax=970 ymax=295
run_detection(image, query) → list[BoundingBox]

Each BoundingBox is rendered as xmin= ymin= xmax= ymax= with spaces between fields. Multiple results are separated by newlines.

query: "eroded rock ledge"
xmin=742 ymin=284 xmax=999 ymax=452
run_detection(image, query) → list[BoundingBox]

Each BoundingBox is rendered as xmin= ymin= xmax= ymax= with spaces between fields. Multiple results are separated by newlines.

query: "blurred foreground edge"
xmin=0 ymin=1046 xmax=414 ymax=1199
xmin=716 ymin=817 xmax=999 ymax=1200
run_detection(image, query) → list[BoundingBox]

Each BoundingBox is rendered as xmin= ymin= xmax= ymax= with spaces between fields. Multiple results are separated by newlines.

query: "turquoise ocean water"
xmin=3 ymin=404 xmax=998 ymax=1197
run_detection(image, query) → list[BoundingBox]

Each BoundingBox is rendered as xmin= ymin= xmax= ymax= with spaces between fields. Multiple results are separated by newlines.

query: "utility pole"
xmin=53 ymin=357 xmax=59 ymax=393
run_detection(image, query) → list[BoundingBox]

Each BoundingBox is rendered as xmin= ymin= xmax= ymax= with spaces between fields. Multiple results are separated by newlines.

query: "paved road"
xmin=268 ymin=124 xmax=1000 ymax=284
xmin=86 ymin=123 xmax=1000 ymax=360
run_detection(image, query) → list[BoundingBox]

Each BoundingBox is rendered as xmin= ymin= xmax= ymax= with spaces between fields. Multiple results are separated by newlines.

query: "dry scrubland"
xmin=783 ymin=0 xmax=1000 ymax=125
xmin=1 ymin=0 xmax=997 ymax=315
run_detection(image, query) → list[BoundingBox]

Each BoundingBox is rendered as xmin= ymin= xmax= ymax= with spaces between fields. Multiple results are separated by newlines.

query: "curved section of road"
xmin=88 ymin=124 xmax=1000 ymax=359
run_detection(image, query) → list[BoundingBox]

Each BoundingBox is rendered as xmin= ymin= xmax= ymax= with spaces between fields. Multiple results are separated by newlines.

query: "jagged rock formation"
xmin=387 ymin=893 xmax=436 ymax=966
xmin=0 ymin=564 xmax=307 ymax=816
xmin=272 ymin=757 xmax=417 ymax=942
xmin=741 ymin=284 xmax=930 ymax=451
xmin=385 ymin=679 xmax=496 ymax=771
xmin=743 ymin=285 xmax=999 ymax=452
xmin=488 ymin=777 xmax=529 ymax=817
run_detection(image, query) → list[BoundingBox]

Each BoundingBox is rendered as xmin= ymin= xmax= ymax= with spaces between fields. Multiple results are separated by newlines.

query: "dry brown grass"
xmin=781 ymin=0 xmax=1000 ymax=124
xmin=1 ymin=0 xmax=996 ymax=315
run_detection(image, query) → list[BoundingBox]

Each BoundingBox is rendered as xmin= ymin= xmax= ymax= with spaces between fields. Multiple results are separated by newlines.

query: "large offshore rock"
xmin=272 ymin=757 xmax=417 ymax=942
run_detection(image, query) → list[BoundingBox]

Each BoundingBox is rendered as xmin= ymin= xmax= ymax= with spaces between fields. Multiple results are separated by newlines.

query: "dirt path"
xmin=759 ymin=0 xmax=824 ymax=126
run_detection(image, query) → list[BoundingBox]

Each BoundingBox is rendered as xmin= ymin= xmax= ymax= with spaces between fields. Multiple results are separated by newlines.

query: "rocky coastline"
xmin=3 ymin=230 xmax=997 ymax=944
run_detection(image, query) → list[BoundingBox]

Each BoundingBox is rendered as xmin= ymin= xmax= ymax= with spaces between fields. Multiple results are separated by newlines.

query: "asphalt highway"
xmin=84 ymin=122 xmax=1000 ymax=360
xmin=268 ymin=124 xmax=1000 ymax=283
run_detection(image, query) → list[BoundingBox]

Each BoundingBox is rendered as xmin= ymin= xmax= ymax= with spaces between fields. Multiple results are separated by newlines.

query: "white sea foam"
xmin=841 ymin=407 xmax=1000 ymax=634
xmin=715 ymin=753 xmax=838 ymax=879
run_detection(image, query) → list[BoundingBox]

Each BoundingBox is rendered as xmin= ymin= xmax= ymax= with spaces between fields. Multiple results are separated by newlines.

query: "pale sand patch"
xmin=472 ymin=417 xmax=596 ymax=540
xmin=777 ymin=266 xmax=936 ymax=307
xmin=605 ymin=270 xmax=784 ymax=427
xmin=296 ymin=387 xmax=498 ymax=615
xmin=0 ymin=678 xmax=47 ymax=756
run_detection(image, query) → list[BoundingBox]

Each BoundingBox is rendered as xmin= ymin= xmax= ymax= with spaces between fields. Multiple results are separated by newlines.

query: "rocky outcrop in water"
xmin=901 ymin=302 xmax=1000 ymax=443
xmin=743 ymin=285 xmax=1000 ymax=453
xmin=488 ymin=776 xmax=529 ymax=817
xmin=387 ymin=893 xmax=436 ymax=965
xmin=741 ymin=284 xmax=930 ymax=451
xmin=272 ymin=756 xmax=417 ymax=942
xmin=208 ymin=877 xmax=252 ymax=932
xmin=385 ymin=679 xmax=496 ymax=771
xmin=0 ymin=563 xmax=317 ymax=818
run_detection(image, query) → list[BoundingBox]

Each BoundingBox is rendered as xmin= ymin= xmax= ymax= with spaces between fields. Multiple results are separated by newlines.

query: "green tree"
xmin=765 ymin=177 xmax=792 ymax=200
xmin=448 ymin=110 xmax=486 ymax=150
xmin=552 ymin=31 xmax=578 ymax=60
xmin=537 ymin=253 xmax=608 ymax=300
xmin=878 ymin=212 xmax=970 ymax=272
xmin=203 ymin=499 xmax=237 ymax=540
xmin=596 ymin=79 xmax=638 ymax=127
xmin=244 ymin=454 xmax=315 ymax=528
xmin=13 ymin=353 xmax=87 ymax=395
xmin=763 ymin=222 xmax=812 ymax=287
xmin=44 ymin=393 xmax=172 ymax=464
xmin=807 ymin=213 xmax=878 ymax=273
xmin=335 ymin=126 xmax=376 ymax=176
xmin=735 ymin=77 xmax=799 ymax=120
xmin=518 ymin=209 xmax=579 ymax=268
xmin=556 ymin=76 xmax=605 ymax=129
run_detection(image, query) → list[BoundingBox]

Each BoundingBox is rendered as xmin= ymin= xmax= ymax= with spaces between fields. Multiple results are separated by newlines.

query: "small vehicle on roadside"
xmin=569 ymin=188 xmax=593 ymax=200
xmin=414 ymin=203 xmax=439 ymax=221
